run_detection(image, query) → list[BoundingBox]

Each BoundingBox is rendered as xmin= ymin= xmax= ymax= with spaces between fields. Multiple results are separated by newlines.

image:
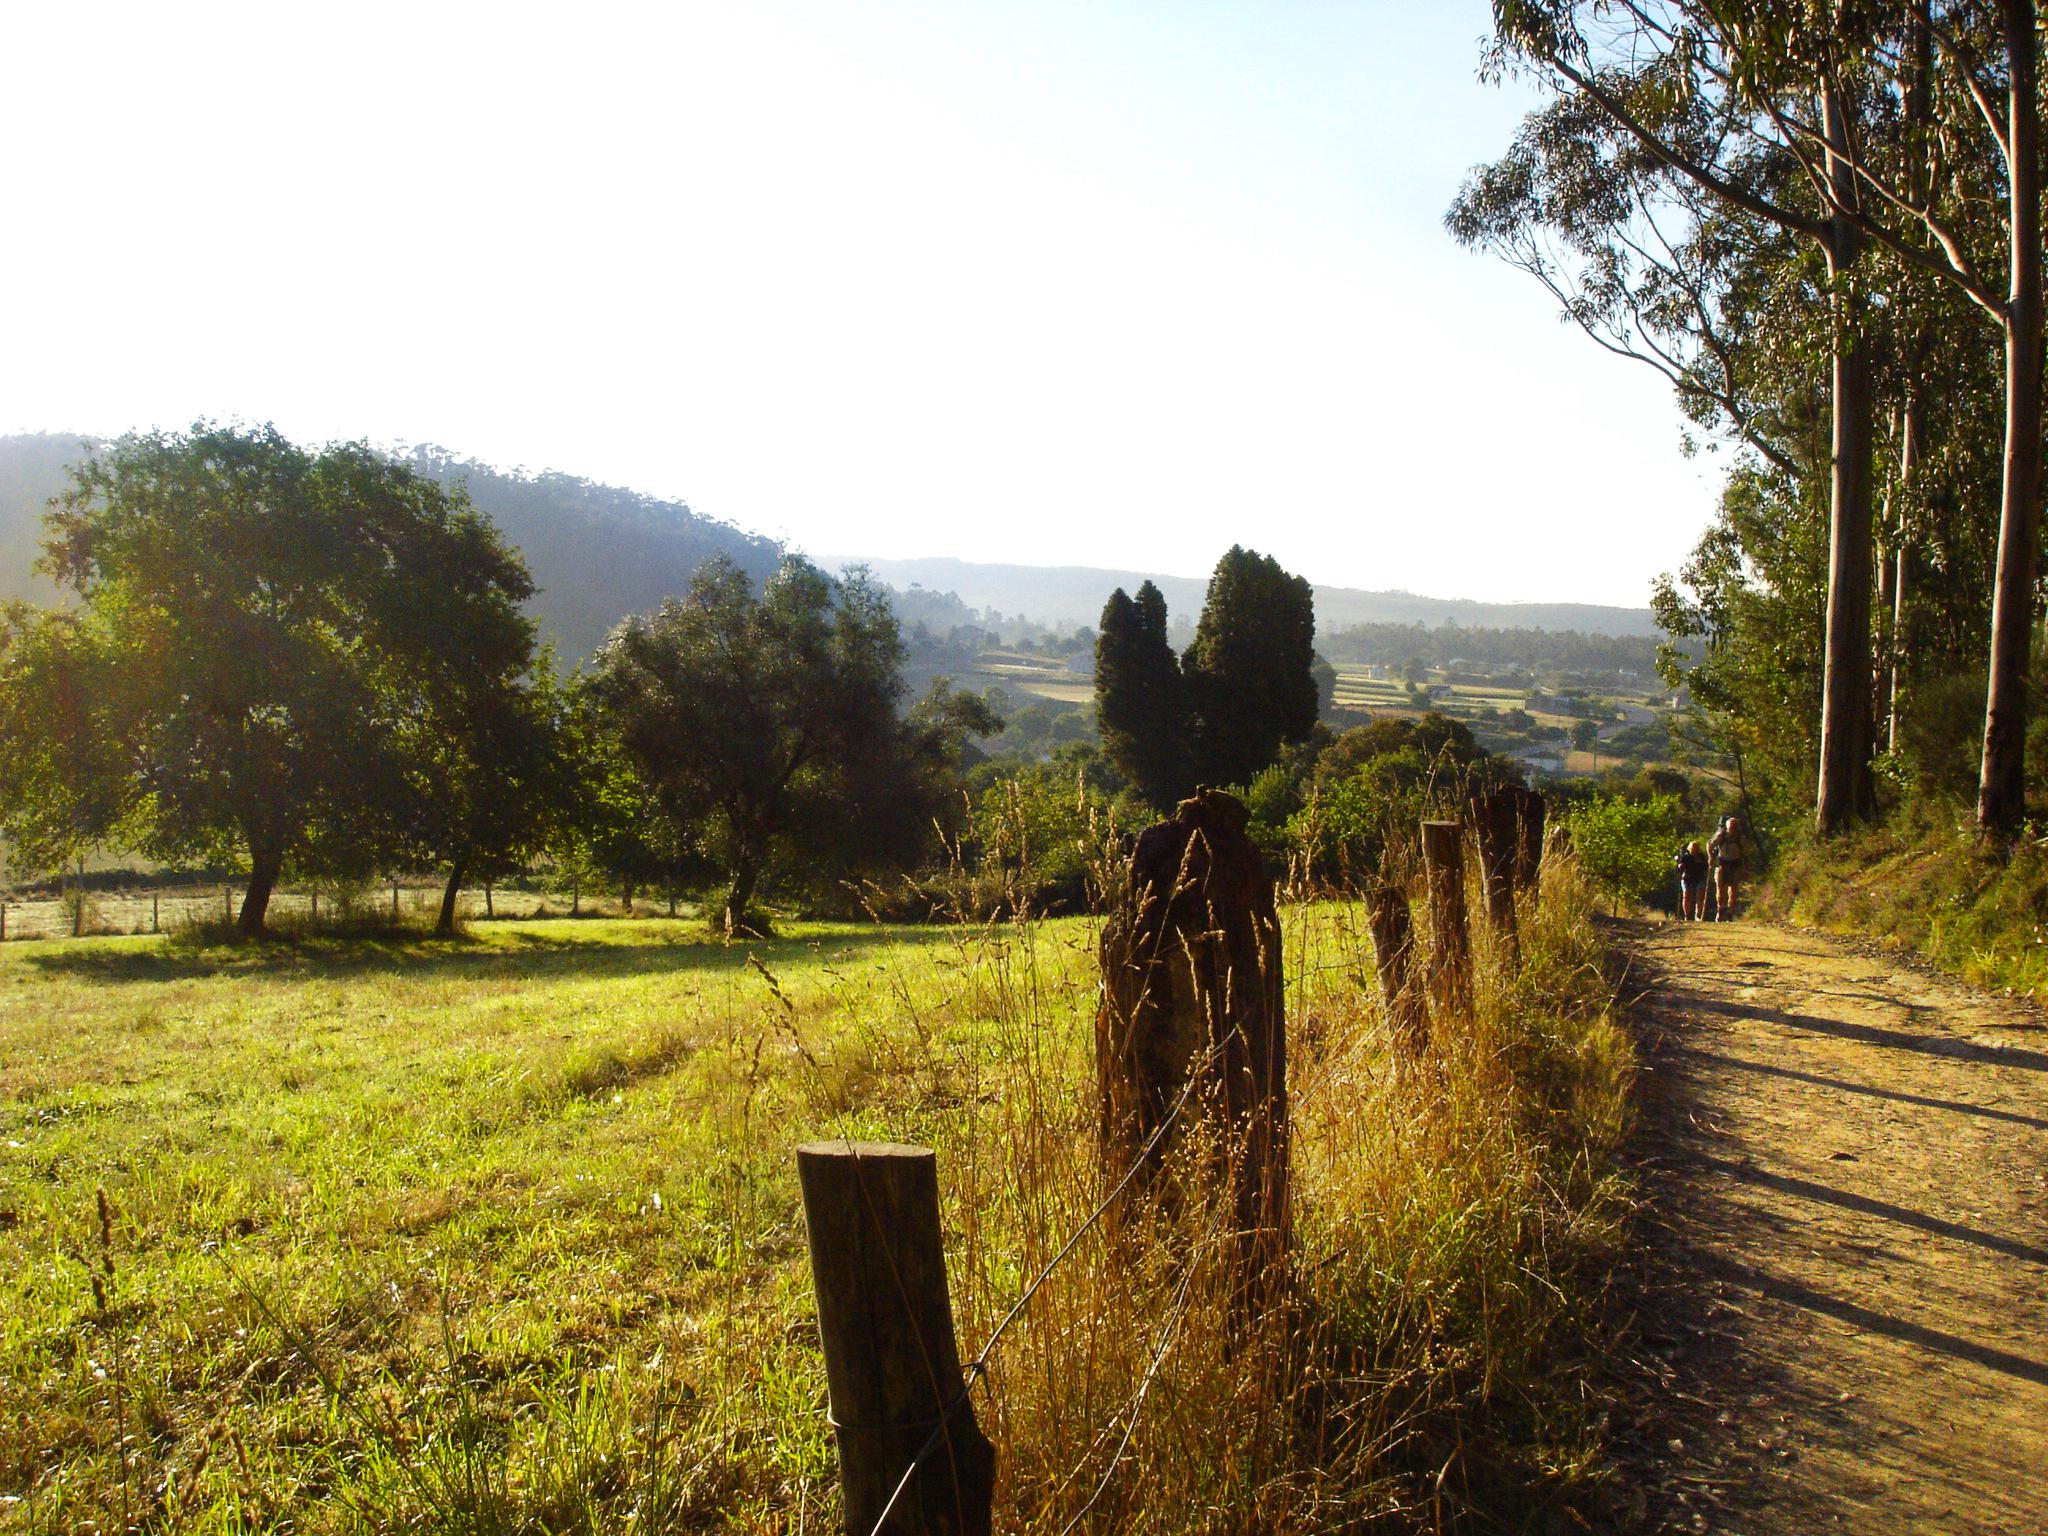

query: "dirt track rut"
xmin=1617 ymin=918 xmax=2048 ymax=1535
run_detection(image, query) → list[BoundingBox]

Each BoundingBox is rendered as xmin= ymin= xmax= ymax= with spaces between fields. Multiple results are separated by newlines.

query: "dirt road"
xmin=1615 ymin=918 xmax=2048 ymax=1535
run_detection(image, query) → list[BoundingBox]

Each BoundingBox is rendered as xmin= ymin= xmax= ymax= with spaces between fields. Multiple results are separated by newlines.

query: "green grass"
xmin=1 ymin=871 xmax=1635 ymax=1533
xmin=1766 ymin=801 xmax=2048 ymax=1000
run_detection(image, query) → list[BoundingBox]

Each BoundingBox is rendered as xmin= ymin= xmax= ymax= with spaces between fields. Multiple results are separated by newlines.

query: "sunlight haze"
xmin=0 ymin=0 xmax=1722 ymax=608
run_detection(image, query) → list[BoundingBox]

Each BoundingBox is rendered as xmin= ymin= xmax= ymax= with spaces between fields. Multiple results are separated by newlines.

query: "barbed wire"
xmin=849 ymin=1024 xmax=1232 ymax=1536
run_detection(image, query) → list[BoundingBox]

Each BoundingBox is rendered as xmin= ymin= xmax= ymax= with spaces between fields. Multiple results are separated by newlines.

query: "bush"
xmin=1565 ymin=793 xmax=1683 ymax=911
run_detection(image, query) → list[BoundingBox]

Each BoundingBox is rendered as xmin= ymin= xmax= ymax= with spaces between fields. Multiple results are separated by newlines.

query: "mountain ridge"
xmin=0 ymin=433 xmax=1663 ymax=655
xmin=826 ymin=555 xmax=1662 ymax=639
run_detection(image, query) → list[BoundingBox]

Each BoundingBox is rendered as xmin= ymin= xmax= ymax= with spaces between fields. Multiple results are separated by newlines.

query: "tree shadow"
xmin=1670 ymin=1044 xmax=2048 ymax=1131
xmin=1663 ymin=988 xmax=2048 ymax=1072
xmin=1693 ymin=1152 xmax=2048 ymax=1267
xmin=16 ymin=920 xmax=971 ymax=987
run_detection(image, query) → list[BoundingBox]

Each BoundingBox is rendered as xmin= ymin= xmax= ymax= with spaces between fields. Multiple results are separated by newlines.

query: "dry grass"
xmin=0 ymin=850 xmax=1632 ymax=1533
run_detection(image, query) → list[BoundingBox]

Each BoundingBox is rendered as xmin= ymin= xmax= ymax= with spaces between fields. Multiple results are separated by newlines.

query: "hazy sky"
xmin=0 ymin=1 xmax=1722 ymax=608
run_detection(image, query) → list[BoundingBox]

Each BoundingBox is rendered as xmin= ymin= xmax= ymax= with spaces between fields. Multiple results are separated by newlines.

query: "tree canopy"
xmin=0 ymin=423 xmax=545 ymax=933
xmin=589 ymin=556 xmax=996 ymax=932
xmin=1093 ymin=548 xmax=1318 ymax=812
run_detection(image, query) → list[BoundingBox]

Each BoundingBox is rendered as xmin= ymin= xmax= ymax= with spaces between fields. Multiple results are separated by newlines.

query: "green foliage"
xmin=589 ymin=557 xmax=992 ymax=930
xmin=1768 ymin=803 xmax=2048 ymax=1000
xmin=1564 ymin=793 xmax=1683 ymax=909
xmin=0 ymin=424 xmax=543 ymax=932
xmin=1281 ymin=713 xmax=1520 ymax=881
xmin=1094 ymin=580 xmax=1191 ymax=810
xmin=1183 ymin=545 xmax=1319 ymax=787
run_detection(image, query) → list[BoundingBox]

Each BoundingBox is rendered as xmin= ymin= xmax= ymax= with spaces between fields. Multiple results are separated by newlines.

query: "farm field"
xmin=0 ymin=883 xmax=1631 ymax=1533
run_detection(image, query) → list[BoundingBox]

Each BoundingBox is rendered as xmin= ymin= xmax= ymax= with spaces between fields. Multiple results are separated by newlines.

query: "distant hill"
xmin=0 ymin=435 xmax=784 ymax=661
xmin=829 ymin=556 xmax=1662 ymax=640
xmin=397 ymin=446 xmax=782 ymax=661
xmin=0 ymin=433 xmax=93 ymax=605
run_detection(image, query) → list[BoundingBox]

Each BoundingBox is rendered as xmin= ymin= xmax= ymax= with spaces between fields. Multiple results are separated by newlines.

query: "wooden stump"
xmin=1510 ymin=786 xmax=1548 ymax=894
xmin=796 ymin=1141 xmax=995 ymax=1536
xmin=1097 ymin=788 xmax=1289 ymax=1291
xmin=1467 ymin=790 xmax=1521 ymax=963
xmin=1366 ymin=881 xmax=1429 ymax=1052
xmin=1420 ymin=819 xmax=1472 ymax=1017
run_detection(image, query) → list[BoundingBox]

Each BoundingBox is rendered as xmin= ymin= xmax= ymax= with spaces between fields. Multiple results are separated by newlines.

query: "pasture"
xmin=1 ymin=877 xmax=1633 ymax=1533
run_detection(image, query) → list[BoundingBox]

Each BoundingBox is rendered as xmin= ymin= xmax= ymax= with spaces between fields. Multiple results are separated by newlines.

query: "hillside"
xmin=0 ymin=433 xmax=89 ymax=605
xmin=831 ymin=555 xmax=1663 ymax=638
xmin=397 ymin=446 xmax=782 ymax=661
xmin=0 ymin=435 xmax=783 ymax=661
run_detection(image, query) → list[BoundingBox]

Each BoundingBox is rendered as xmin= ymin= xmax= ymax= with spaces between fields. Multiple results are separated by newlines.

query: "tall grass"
xmin=1767 ymin=797 xmax=2048 ymax=1000
xmin=1 ymin=848 xmax=1631 ymax=1533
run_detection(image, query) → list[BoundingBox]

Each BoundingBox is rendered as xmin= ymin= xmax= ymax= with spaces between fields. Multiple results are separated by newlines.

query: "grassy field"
xmin=1 ymin=867 xmax=1634 ymax=1532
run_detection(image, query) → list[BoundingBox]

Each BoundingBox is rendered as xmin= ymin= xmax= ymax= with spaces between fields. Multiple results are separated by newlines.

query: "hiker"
xmin=1708 ymin=816 xmax=1751 ymax=920
xmin=1674 ymin=840 xmax=1709 ymax=920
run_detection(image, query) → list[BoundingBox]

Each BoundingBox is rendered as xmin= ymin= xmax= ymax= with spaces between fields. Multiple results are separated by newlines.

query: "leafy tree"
xmin=1565 ymin=792 xmax=1684 ymax=912
xmin=0 ymin=605 xmax=133 ymax=875
xmin=1 ymin=424 xmax=538 ymax=934
xmin=410 ymin=651 xmax=572 ymax=933
xmin=1094 ymin=581 xmax=1191 ymax=810
xmin=1182 ymin=546 xmax=1318 ymax=788
xmin=590 ymin=556 xmax=988 ymax=931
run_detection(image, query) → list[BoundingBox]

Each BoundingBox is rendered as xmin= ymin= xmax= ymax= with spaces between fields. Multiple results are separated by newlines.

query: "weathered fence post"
xmin=1419 ymin=819 xmax=1472 ymax=1016
xmin=1366 ymin=880 xmax=1429 ymax=1052
xmin=151 ymin=892 xmax=158 ymax=934
xmin=1097 ymin=788 xmax=1288 ymax=1294
xmin=796 ymin=1141 xmax=995 ymax=1536
xmin=1511 ymin=786 xmax=1547 ymax=895
xmin=1467 ymin=791 xmax=1521 ymax=965
xmin=1 ymin=898 xmax=8 ymax=942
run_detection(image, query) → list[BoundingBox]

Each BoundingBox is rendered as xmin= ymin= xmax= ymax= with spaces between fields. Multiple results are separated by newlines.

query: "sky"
xmin=0 ymin=0 xmax=1724 ymax=608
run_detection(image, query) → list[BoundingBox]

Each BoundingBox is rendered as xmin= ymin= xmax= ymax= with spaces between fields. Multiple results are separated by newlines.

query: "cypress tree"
xmin=1183 ymin=547 xmax=1318 ymax=788
xmin=1095 ymin=582 xmax=1192 ymax=811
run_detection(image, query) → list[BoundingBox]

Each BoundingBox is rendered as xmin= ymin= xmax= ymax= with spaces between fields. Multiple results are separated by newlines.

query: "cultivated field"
xmin=1 ymin=874 xmax=1632 ymax=1533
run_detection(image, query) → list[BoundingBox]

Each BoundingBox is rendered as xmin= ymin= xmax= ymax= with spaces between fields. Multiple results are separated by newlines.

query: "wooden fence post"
xmin=1467 ymin=791 xmax=1520 ymax=965
xmin=1366 ymin=881 xmax=1429 ymax=1052
xmin=151 ymin=892 xmax=159 ymax=934
xmin=1419 ymin=819 xmax=1472 ymax=1017
xmin=1511 ymin=787 xmax=1548 ymax=895
xmin=797 ymin=1141 xmax=995 ymax=1536
xmin=1096 ymin=788 xmax=1289 ymax=1296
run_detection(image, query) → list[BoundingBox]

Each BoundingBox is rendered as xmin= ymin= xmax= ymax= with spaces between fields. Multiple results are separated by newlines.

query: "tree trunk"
xmin=239 ymin=848 xmax=282 ymax=936
xmin=724 ymin=858 xmax=760 ymax=935
xmin=1979 ymin=0 xmax=2043 ymax=839
xmin=1889 ymin=390 xmax=1920 ymax=755
xmin=484 ymin=883 xmax=493 ymax=918
xmin=437 ymin=858 xmax=467 ymax=935
xmin=1814 ymin=79 xmax=1878 ymax=836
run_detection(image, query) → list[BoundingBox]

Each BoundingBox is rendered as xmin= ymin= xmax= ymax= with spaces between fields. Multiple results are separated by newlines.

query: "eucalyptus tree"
xmin=1469 ymin=0 xmax=1913 ymax=834
xmin=1480 ymin=0 xmax=2043 ymax=836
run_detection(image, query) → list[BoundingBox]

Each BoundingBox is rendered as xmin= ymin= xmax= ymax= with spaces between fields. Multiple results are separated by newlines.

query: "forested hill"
xmin=0 ymin=433 xmax=90 ymax=605
xmin=396 ymin=447 xmax=782 ymax=661
xmin=832 ymin=556 xmax=1662 ymax=638
xmin=0 ymin=435 xmax=784 ymax=662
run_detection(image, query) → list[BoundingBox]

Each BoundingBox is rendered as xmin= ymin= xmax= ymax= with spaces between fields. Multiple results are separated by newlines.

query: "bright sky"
xmin=0 ymin=0 xmax=1722 ymax=608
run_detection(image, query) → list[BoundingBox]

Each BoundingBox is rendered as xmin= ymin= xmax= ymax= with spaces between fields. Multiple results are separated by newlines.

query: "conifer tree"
xmin=1094 ymin=581 xmax=1192 ymax=811
xmin=1183 ymin=547 xmax=1318 ymax=789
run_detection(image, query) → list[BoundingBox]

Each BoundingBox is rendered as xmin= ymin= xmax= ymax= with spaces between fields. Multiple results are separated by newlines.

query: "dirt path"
xmin=1614 ymin=918 xmax=2048 ymax=1535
